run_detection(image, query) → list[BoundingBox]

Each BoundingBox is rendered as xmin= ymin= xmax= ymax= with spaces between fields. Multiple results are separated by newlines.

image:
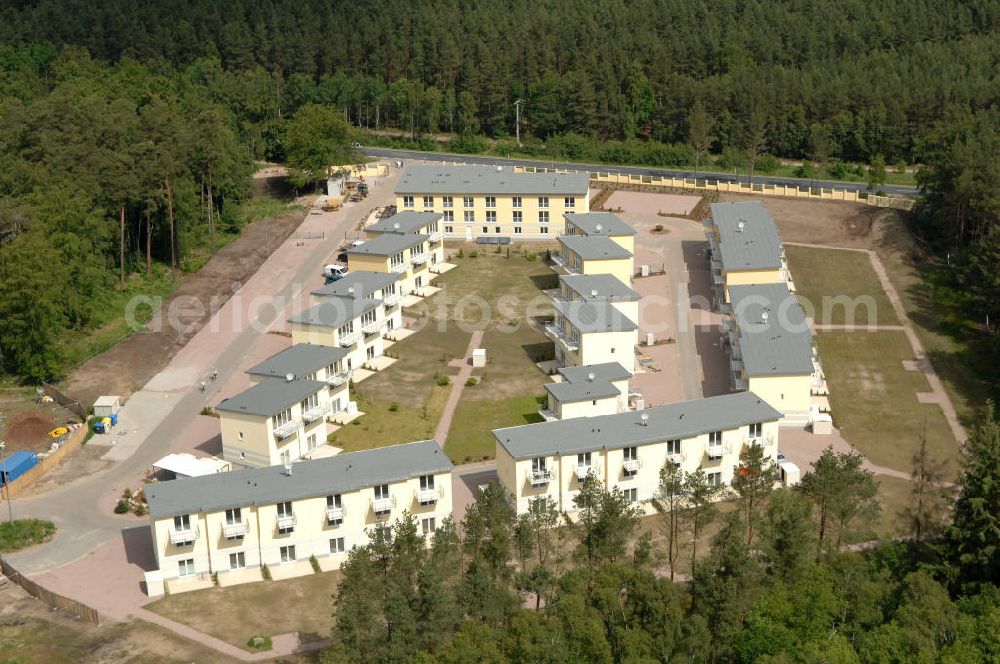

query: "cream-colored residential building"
xmin=245 ymin=343 xmax=351 ymax=386
xmin=494 ymin=392 xmax=782 ymax=515
xmin=563 ymin=212 xmax=636 ymax=254
xmin=726 ymin=283 xmax=823 ymax=425
xmin=346 ymin=231 xmax=442 ymax=297
xmin=545 ymin=300 xmax=638 ymax=373
xmin=144 ymin=440 xmax=453 ymax=596
xmin=553 ymin=274 xmax=640 ymax=324
xmin=311 ymin=272 xmax=404 ymax=334
xmin=553 ymin=235 xmax=634 ymax=285
xmin=217 ymin=376 xmax=348 ymax=468
xmin=541 ymin=361 xmax=633 ymax=421
xmin=289 ymin=295 xmax=388 ymax=371
xmin=395 ymin=164 xmax=590 ymax=240
xmin=705 ymin=202 xmax=789 ymax=307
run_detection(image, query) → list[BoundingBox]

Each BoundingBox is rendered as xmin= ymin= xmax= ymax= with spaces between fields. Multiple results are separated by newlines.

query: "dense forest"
xmin=0 ymin=0 xmax=997 ymax=393
xmin=321 ymin=409 xmax=1000 ymax=663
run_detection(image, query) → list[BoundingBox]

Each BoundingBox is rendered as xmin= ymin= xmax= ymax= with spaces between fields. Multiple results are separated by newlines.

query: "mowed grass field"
xmin=786 ymin=245 xmax=900 ymax=326
xmin=816 ymin=330 xmax=959 ymax=477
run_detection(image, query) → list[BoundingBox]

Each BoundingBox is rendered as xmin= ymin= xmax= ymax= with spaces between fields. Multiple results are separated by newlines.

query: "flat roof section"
xmin=557 ymin=235 xmax=633 ymax=261
xmin=147 ymin=440 xmax=453 ymax=519
xmin=245 ymin=344 xmax=350 ymax=380
xmin=544 ymin=380 xmax=620 ymax=404
xmin=558 ymin=362 xmax=633 ymax=384
xmin=728 ymin=283 xmax=815 ymax=377
xmin=347 ymin=232 xmax=429 ymax=257
xmin=564 ymin=212 xmax=636 ymax=237
xmin=395 ymin=164 xmax=590 ymax=195
xmin=367 ymin=211 xmax=442 ymax=234
xmin=494 ymin=392 xmax=782 ymax=459
xmin=553 ymin=300 xmax=638 ymax=333
xmin=560 ymin=274 xmax=640 ymax=302
xmin=216 ymin=378 xmax=327 ymax=418
xmin=710 ymin=202 xmax=783 ymax=271
xmin=288 ymin=298 xmax=381 ymax=329
xmin=311 ymin=271 xmax=401 ymax=299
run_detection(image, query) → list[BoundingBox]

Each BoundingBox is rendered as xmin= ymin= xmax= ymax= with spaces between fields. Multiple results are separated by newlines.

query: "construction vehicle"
xmin=322 ymin=197 xmax=343 ymax=211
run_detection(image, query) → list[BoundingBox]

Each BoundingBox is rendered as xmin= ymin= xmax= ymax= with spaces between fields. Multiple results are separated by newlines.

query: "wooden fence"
xmin=1 ymin=424 xmax=87 ymax=500
xmin=41 ymin=382 xmax=87 ymax=419
xmin=0 ymin=557 xmax=101 ymax=625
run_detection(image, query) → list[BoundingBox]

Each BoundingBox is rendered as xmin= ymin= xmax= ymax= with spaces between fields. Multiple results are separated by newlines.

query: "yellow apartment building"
xmin=310 ymin=271 xmax=404 ymax=334
xmin=553 ymin=273 xmax=640 ymax=324
xmin=289 ymin=294 xmax=389 ymax=371
xmin=346 ymin=231 xmax=442 ymax=297
xmin=395 ymin=164 xmax=590 ymax=240
xmin=545 ymin=300 xmax=638 ymax=373
xmin=541 ymin=361 xmax=633 ymax=421
xmin=144 ymin=440 xmax=453 ymax=596
xmin=563 ymin=212 xmax=636 ymax=254
xmin=217 ymin=376 xmax=348 ymax=468
xmin=726 ymin=283 xmax=822 ymax=425
xmin=705 ymin=202 xmax=789 ymax=307
xmin=494 ymin=392 xmax=783 ymax=515
xmin=553 ymin=234 xmax=634 ymax=285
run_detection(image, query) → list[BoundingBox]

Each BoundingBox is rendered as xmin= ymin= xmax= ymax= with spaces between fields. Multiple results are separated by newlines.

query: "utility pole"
xmin=514 ymin=99 xmax=524 ymax=147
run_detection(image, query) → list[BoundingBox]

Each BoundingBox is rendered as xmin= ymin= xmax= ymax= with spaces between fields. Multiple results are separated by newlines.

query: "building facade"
xmin=705 ymin=201 xmax=789 ymax=306
xmin=552 ymin=234 xmax=634 ymax=285
xmin=346 ymin=231 xmax=444 ymax=298
xmin=545 ymin=300 xmax=638 ymax=373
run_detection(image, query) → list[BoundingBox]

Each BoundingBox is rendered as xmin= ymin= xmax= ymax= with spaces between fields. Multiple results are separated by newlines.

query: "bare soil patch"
xmin=5 ymin=410 xmax=55 ymax=453
xmin=63 ymin=206 xmax=308 ymax=407
xmin=606 ymin=190 xmax=702 ymax=216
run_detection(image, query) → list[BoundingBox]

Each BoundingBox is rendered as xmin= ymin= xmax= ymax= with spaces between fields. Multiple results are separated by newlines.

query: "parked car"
xmin=323 ymin=264 xmax=348 ymax=281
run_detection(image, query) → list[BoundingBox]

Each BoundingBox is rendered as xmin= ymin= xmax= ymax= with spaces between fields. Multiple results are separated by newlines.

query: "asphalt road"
xmin=365 ymin=147 xmax=919 ymax=197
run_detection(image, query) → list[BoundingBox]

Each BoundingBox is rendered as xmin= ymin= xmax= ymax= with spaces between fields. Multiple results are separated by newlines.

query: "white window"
xmin=280 ymin=545 xmax=296 ymax=562
xmin=421 ymin=517 xmax=436 ymax=536
xmin=538 ymin=196 xmax=549 ymax=208
xmin=624 ymin=488 xmax=638 ymax=503
xmin=300 ymin=392 xmax=319 ymax=413
xmin=361 ymin=309 xmax=377 ymax=327
xmin=327 ymin=494 xmax=343 ymax=526
xmin=482 ymin=226 xmax=489 ymax=234
xmin=532 ymin=457 xmax=547 ymax=473
xmin=330 ymin=537 xmax=345 ymax=554
xmin=277 ymin=501 xmax=294 ymax=534
xmin=463 ymin=196 xmax=474 ymax=208
xmin=623 ymin=446 xmax=638 ymax=477
xmin=564 ymin=196 xmax=576 ymax=207
xmin=178 ymin=559 xmax=195 ymax=577
xmin=709 ymin=431 xmax=722 ymax=445
xmin=578 ymin=452 xmax=591 ymax=468
xmin=748 ymin=422 xmax=763 ymax=439
xmin=280 ymin=449 xmax=290 ymax=465
xmin=486 ymin=210 xmax=497 ymax=223
xmin=443 ymin=196 xmax=453 ymax=208
xmin=403 ymin=195 xmax=414 ymax=208
xmin=420 ymin=474 xmax=435 ymax=491
xmin=540 ymin=226 xmax=549 ymax=234
xmin=443 ymin=210 xmax=454 ymax=222
xmin=512 ymin=210 xmax=522 ymax=224
xmin=174 ymin=514 xmax=191 ymax=531
xmin=538 ymin=210 xmax=549 ymax=224
xmin=485 ymin=196 xmax=496 ymax=208
xmin=512 ymin=196 xmax=522 ymax=208
xmin=514 ymin=227 xmax=522 ymax=234
xmin=374 ymin=484 xmax=391 ymax=515
xmin=307 ymin=433 xmax=317 ymax=450
xmin=666 ymin=439 xmax=681 ymax=456
xmin=707 ymin=472 xmax=722 ymax=487
xmin=464 ymin=211 xmax=475 ymax=223
xmin=423 ymin=195 xmax=433 ymax=208
xmin=273 ymin=408 xmax=292 ymax=428
xmin=229 ymin=552 xmax=245 ymax=569
xmin=444 ymin=225 xmax=453 ymax=233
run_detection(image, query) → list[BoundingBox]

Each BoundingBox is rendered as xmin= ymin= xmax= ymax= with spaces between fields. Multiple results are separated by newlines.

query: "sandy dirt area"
xmin=606 ymin=190 xmax=702 ymax=216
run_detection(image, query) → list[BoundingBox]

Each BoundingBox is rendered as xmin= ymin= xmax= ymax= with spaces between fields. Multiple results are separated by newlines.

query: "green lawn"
xmin=445 ymin=395 xmax=546 ymax=463
xmin=330 ymin=388 xmax=448 ymax=451
xmin=786 ymin=245 xmax=900 ymax=326
xmin=872 ymin=476 xmax=915 ymax=540
xmin=0 ymin=519 xmax=56 ymax=552
xmin=147 ymin=570 xmax=340 ymax=651
xmin=817 ymin=330 xmax=959 ymax=477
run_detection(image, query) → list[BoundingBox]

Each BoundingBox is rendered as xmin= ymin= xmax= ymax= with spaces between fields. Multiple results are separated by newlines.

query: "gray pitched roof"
xmin=710 ymin=202 xmax=783 ymax=271
xmin=216 ymin=378 xmax=326 ymax=418
xmin=396 ymin=164 xmax=590 ymax=195
xmin=348 ymin=232 xmax=429 ymax=257
xmin=545 ymin=380 xmax=620 ymax=404
xmin=554 ymin=300 xmax=638 ymax=333
xmin=558 ymin=234 xmax=633 ymax=261
xmin=288 ymin=298 xmax=381 ymax=329
xmin=564 ymin=212 xmax=636 ymax=237
xmin=728 ymin=283 xmax=815 ymax=376
xmin=246 ymin=344 xmax=349 ymax=380
xmin=558 ymin=362 xmax=633 ymax=384
xmin=311 ymin=271 xmax=401 ymax=299
xmin=146 ymin=440 xmax=453 ymax=519
xmin=368 ymin=211 xmax=442 ymax=235
xmin=561 ymin=274 xmax=640 ymax=302
xmin=494 ymin=392 xmax=782 ymax=459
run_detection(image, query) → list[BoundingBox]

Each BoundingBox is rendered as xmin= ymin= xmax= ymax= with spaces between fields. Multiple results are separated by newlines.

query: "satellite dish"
xmin=496 ymin=165 xmax=503 ymax=172
xmin=761 ymin=312 xmax=769 ymax=322
xmin=285 ymin=372 xmax=294 ymax=382
xmin=595 ymin=224 xmax=603 ymax=232
xmin=587 ymin=372 xmax=595 ymax=382
xmin=590 ymin=289 xmax=599 ymax=297
xmin=393 ymin=222 xmax=400 ymax=229
xmin=640 ymin=412 xmax=649 ymax=426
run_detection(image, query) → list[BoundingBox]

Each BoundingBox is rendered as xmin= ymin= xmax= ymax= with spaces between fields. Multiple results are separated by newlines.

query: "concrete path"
xmin=434 ymin=330 xmax=485 ymax=444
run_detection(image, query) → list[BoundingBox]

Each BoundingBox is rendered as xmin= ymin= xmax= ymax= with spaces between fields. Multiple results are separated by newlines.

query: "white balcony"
xmin=622 ymin=458 xmax=641 ymax=474
xmin=575 ymin=465 xmax=594 ymax=481
xmin=544 ymin=324 xmax=580 ymax=352
xmin=390 ymin=262 xmax=408 ymax=274
xmin=707 ymin=442 xmax=729 ymax=460
xmin=372 ymin=496 xmax=395 ymax=515
xmin=327 ymin=371 xmax=350 ymax=388
xmin=302 ymin=402 xmax=330 ymax=424
xmin=411 ymin=251 xmax=430 ymax=265
xmin=529 ymin=469 xmax=554 ymax=486
xmin=223 ymin=520 xmax=248 ymax=539
xmin=325 ymin=506 xmax=344 ymax=522
xmin=416 ymin=487 xmax=441 ymax=504
xmin=170 ymin=525 xmax=200 ymax=545
xmin=361 ymin=320 xmax=381 ymax=335
xmin=273 ymin=419 xmax=298 ymax=440
xmin=550 ymin=253 xmax=580 ymax=275
xmin=538 ymin=408 xmax=558 ymax=422
xmin=428 ymin=230 xmax=444 ymax=242
xmin=276 ymin=513 xmax=297 ymax=530
xmin=339 ymin=330 xmax=360 ymax=347
xmin=666 ymin=451 xmax=686 ymax=464
xmin=382 ymin=292 xmax=400 ymax=307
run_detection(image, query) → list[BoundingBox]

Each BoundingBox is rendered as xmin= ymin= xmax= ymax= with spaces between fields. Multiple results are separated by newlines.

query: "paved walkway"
xmin=434 ymin=330 xmax=485 ymax=444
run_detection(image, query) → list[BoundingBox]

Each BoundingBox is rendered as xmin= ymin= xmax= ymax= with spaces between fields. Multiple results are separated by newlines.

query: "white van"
xmin=323 ymin=264 xmax=348 ymax=281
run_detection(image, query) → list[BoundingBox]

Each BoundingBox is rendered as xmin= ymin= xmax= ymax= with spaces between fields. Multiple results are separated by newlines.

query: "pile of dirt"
xmin=5 ymin=410 xmax=55 ymax=452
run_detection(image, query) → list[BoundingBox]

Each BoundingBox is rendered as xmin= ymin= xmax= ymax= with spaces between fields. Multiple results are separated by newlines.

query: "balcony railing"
xmin=339 ymin=330 xmax=360 ymax=347
xmin=538 ymin=408 xmax=558 ymax=422
xmin=544 ymin=324 xmax=580 ymax=352
xmin=416 ymin=487 xmax=442 ymax=504
xmin=170 ymin=525 xmax=200 ymax=545
xmin=707 ymin=442 xmax=730 ymax=459
xmin=382 ymin=292 xmax=400 ymax=307
xmin=361 ymin=320 xmax=381 ymax=335
xmin=411 ymin=251 xmax=430 ymax=265
xmin=428 ymin=230 xmax=444 ymax=242
xmin=372 ymin=496 xmax=395 ymax=515
xmin=223 ymin=520 xmax=248 ymax=539
xmin=273 ymin=419 xmax=298 ymax=439
xmin=326 ymin=506 xmax=345 ymax=522
xmin=550 ymin=253 xmax=580 ymax=275
xmin=276 ymin=513 xmax=297 ymax=530
xmin=575 ymin=465 xmax=594 ymax=481
xmin=327 ymin=371 xmax=350 ymax=388
xmin=666 ymin=451 xmax=686 ymax=464
xmin=302 ymin=402 xmax=330 ymax=424
xmin=390 ymin=262 xmax=408 ymax=274
xmin=622 ymin=458 xmax=641 ymax=474
xmin=529 ymin=469 xmax=554 ymax=486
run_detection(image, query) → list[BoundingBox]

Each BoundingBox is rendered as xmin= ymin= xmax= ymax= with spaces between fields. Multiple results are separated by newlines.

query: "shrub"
xmin=388 ymin=402 xmax=399 ymax=412
xmin=755 ymin=154 xmax=779 ymax=174
xmin=247 ymin=636 xmax=273 ymax=651
xmin=457 ymin=248 xmax=464 ymax=258
xmin=133 ymin=503 xmax=147 ymax=517
xmin=464 ymin=455 xmax=473 ymax=463
xmin=212 ymin=572 xmax=219 ymax=586
xmin=0 ymin=519 xmax=57 ymax=552
xmin=793 ymin=162 xmax=815 ymax=179
xmin=654 ymin=224 xmax=664 ymax=232
xmin=525 ymin=252 xmax=537 ymax=261
xmin=261 ymin=564 xmax=271 ymax=580
xmin=121 ymin=488 xmax=133 ymax=500
xmin=436 ymin=375 xmax=451 ymax=387
xmin=114 ymin=500 xmax=130 ymax=514
xmin=310 ymin=554 xmax=321 ymax=574
xmin=468 ymin=250 xmax=478 ymax=258
xmin=200 ymin=406 xmax=213 ymax=416
xmin=465 ymin=377 xmax=478 ymax=387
